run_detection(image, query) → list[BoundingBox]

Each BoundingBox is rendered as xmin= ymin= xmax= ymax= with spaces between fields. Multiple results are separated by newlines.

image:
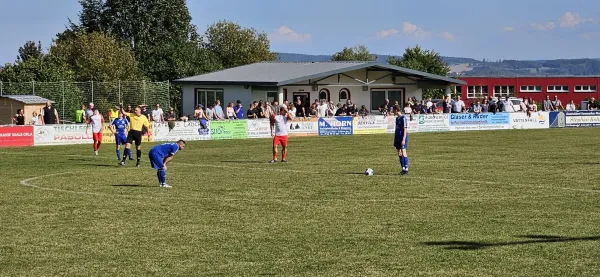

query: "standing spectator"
xmin=141 ymin=105 xmax=150 ymax=120
xmin=234 ymin=101 xmax=244 ymax=119
xmin=442 ymin=95 xmax=451 ymax=113
xmin=504 ymin=96 xmax=516 ymax=112
xmin=76 ymin=104 xmax=86 ymax=123
xmin=473 ymin=101 xmax=482 ymax=114
xmin=346 ymin=99 xmax=353 ymax=107
xmin=452 ymin=96 xmax=465 ymax=113
xmin=152 ymin=103 xmax=164 ymax=123
xmin=196 ymin=105 xmax=208 ymax=129
xmin=542 ymin=95 xmax=553 ymax=111
xmin=317 ymin=99 xmax=328 ymax=117
xmin=588 ymin=97 xmax=598 ymax=110
xmin=335 ymin=104 xmax=348 ymax=116
xmin=281 ymin=100 xmax=289 ymax=110
xmin=566 ymin=100 xmax=577 ymax=111
xmin=481 ymin=98 xmax=489 ymax=113
xmin=247 ymin=103 xmax=257 ymax=119
xmin=13 ymin=109 xmax=25 ymax=125
xmin=288 ymin=103 xmax=296 ymax=118
xmin=256 ymin=101 xmax=266 ymax=118
xmin=226 ymin=102 xmax=237 ymax=120
xmin=40 ymin=100 xmax=60 ymax=124
xmin=31 ymin=111 xmax=41 ymax=125
xmin=520 ymin=97 xmax=528 ymax=113
xmin=349 ymin=104 xmax=359 ymax=116
xmin=530 ymin=100 xmax=538 ymax=112
xmin=167 ymin=107 xmax=177 ymax=130
xmin=206 ymin=104 xmax=216 ymax=120
xmin=125 ymin=105 xmax=133 ymax=122
xmin=358 ymin=105 xmax=369 ymax=116
xmin=390 ymin=101 xmax=400 ymax=113
xmin=264 ymin=101 xmax=274 ymax=118
xmin=194 ymin=105 xmax=203 ymax=119
xmin=379 ymin=99 xmax=390 ymax=115
xmin=497 ymin=97 xmax=506 ymax=112
xmin=214 ymin=100 xmax=225 ymax=120
xmin=426 ymin=98 xmax=433 ymax=113
xmin=327 ymin=101 xmax=337 ymax=117
xmin=550 ymin=95 xmax=563 ymax=111
xmin=294 ymin=97 xmax=305 ymax=118
xmin=488 ymin=97 xmax=498 ymax=114
xmin=85 ymin=102 xmax=95 ymax=119
xmin=308 ymin=103 xmax=318 ymax=117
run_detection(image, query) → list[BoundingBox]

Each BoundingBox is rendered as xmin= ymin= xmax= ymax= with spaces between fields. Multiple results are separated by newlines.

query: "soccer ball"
xmin=364 ymin=168 xmax=374 ymax=176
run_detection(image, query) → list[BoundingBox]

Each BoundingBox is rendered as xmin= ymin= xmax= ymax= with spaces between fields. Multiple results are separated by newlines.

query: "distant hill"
xmin=277 ymin=52 xmax=600 ymax=76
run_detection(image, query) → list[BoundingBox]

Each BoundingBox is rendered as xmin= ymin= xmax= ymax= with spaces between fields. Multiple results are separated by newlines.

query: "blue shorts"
xmin=148 ymin=152 xmax=164 ymax=170
xmin=115 ymin=134 xmax=127 ymax=145
xmin=394 ymin=137 xmax=408 ymax=150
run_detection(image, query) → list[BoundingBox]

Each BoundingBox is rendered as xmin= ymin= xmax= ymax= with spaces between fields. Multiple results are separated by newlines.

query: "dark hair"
xmin=177 ymin=139 xmax=186 ymax=144
xmin=16 ymin=108 xmax=22 ymax=114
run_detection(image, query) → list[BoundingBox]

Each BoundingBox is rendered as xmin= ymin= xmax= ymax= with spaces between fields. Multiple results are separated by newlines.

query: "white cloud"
xmin=530 ymin=22 xmax=556 ymax=31
xmin=559 ymin=12 xmax=590 ymax=28
xmin=268 ymin=26 xmax=311 ymax=42
xmin=375 ymin=28 xmax=399 ymax=39
xmin=402 ymin=22 xmax=430 ymax=38
xmin=502 ymin=26 xmax=515 ymax=32
xmin=440 ymin=32 xmax=456 ymax=41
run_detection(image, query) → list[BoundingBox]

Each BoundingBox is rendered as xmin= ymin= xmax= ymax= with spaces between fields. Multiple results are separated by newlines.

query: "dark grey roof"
xmin=174 ymin=62 xmax=465 ymax=86
xmin=1 ymin=95 xmax=54 ymax=104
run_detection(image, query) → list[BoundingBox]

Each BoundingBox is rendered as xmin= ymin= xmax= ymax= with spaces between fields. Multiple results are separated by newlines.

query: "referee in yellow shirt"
xmin=119 ymin=105 xmax=150 ymax=167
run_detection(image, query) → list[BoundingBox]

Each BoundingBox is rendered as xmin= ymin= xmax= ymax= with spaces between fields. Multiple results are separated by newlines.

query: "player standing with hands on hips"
xmin=119 ymin=104 xmax=150 ymax=167
xmin=394 ymin=106 xmax=409 ymax=175
xmin=270 ymin=107 xmax=293 ymax=163
xmin=149 ymin=140 xmax=186 ymax=188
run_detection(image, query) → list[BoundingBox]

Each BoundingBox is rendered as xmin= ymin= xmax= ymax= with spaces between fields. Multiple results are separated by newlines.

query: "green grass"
xmin=1 ymin=128 xmax=600 ymax=276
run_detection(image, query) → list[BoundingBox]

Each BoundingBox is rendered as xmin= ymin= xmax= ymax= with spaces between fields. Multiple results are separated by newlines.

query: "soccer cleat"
xmin=160 ymin=183 xmax=172 ymax=188
xmin=401 ymin=171 xmax=408 ymax=175
xmin=269 ymin=159 xmax=277 ymax=163
xmin=119 ymin=161 xmax=126 ymax=166
xmin=94 ymin=151 xmax=98 ymax=156
xmin=281 ymin=160 xmax=288 ymax=163
xmin=136 ymin=162 xmax=140 ymax=168
xmin=129 ymin=157 xmax=134 ymax=161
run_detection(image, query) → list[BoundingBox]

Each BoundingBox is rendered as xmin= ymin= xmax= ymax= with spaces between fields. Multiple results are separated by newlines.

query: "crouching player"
xmin=269 ymin=106 xmax=293 ymax=163
xmin=149 ymin=140 xmax=186 ymax=188
xmin=394 ymin=106 xmax=409 ymax=175
xmin=111 ymin=112 xmax=131 ymax=160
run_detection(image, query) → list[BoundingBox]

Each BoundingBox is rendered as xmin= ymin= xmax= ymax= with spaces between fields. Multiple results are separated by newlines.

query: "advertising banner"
xmin=353 ymin=115 xmax=387 ymax=134
xmin=417 ymin=114 xmax=450 ymax=132
xmin=210 ymin=120 xmax=248 ymax=140
xmin=34 ymin=124 xmax=91 ymax=145
xmin=288 ymin=118 xmax=318 ymax=136
xmin=549 ymin=112 xmax=566 ymax=128
xmin=564 ymin=111 xmax=600 ymax=127
xmin=449 ymin=113 xmax=510 ymax=131
xmin=246 ymin=119 xmax=271 ymax=139
xmin=318 ymin=116 xmax=353 ymax=136
xmin=385 ymin=115 xmax=418 ymax=134
xmin=101 ymin=122 xmax=154 ymax=144
xmin=152 ymin=121 xmax=210 ymax=142
xmin=509 ymin=112 xmax=550 ymax=129
xmin=0 ymin=126 xmax=34 ymax=147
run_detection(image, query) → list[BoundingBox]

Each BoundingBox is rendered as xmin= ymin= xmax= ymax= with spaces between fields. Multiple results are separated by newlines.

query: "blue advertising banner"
xmin=549 ymin=112 xmax=566 ymax=128
xmin=449 ymin=113 xmax=510 ymax=131
xmin=564 ymin=111 xmax=600 ymax=127
xmin=318 ymin=116 xmax=353 ymax=136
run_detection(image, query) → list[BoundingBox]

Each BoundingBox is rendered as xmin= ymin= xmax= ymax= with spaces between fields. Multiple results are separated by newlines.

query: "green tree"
xmin=204 ymin=20 xmax=277 ymax=69
xmin=50 ymin=32 xmax=144 ymax=82
xmin=18 ymin=41 xmax=44 ymax=62
xmin=387 ymin=45 xmax=451 ymax=99
xmin=331 ymin=45 xmax=377 ymax=61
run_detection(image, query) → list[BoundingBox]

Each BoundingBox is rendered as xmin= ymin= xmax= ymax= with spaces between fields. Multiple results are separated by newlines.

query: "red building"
xmin=456 ymin=77 xmax=600 ymax=105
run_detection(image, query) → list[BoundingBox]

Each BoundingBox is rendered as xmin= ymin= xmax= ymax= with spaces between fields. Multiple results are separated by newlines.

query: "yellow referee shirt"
xmin=123 ymin=112 xmax=150 ymax=131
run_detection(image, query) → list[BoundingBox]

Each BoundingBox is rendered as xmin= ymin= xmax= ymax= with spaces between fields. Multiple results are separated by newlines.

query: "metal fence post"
xmin=167 ymin=81 xmax=171 ymax=109
xmin=91 ymin=81 xmax=94 ymax=103
xmin=32 ymin=81 xmax=35 ymax=95
xmin=0 ymin=81 xmax=3 ymax=96
xmin=61 ymin=81 xmax=65 ymax=122
xmin=118 ymin=80 xmax=121 ymax=105
xmin=143 ymin=80 xmax=147 ymax=105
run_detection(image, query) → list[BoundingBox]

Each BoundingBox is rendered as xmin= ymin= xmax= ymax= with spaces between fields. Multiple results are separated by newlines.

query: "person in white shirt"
xmin=86 ymin=109 xmax=105 ymax=156
xmin=214 ymin=100 xmax=225 ymax=120
xmin=452 ymin=96 xmax=465 ymax=113
xmin=566 ymin=100 xmax=577 ymax=111
xmin=152 ymin=104 xmax=164 ymax=123
xmin=85 ymin=102 xmax=95 ymax=119
xmin=270 ymin=107 xmax=293 ymax=163
xmin=317 ymin=100 xmax=329 ymax=117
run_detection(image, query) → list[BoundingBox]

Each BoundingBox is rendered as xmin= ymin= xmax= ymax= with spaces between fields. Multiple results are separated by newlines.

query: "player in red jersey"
xmin=269 ymin=106 xmax=293 ymax=163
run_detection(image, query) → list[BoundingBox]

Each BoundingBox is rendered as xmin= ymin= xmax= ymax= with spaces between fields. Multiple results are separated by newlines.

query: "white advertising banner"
xmin=509 ymin=112 xmax=550 ymax=129
xmin=34 ymin=124 xmax=92 ymax=146
xmin=288 ymin=118 xmax=318 ymax=136
xmin=246 ymin=119 xmax=271 ymax=139
xmin=153 ymin=121 xmax=211 ymax=142
xmin=385 ymin=115 xmax=418 ymax=134
xmin=417 ymin=114 xmax=450 ymax=132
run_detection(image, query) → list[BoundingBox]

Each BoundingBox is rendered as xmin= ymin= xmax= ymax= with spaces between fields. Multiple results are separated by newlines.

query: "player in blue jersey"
xmin=148 ymin=140 xmax=186 ymax=188
xmin=394 ymin=105 xmax=409 ymax=175
xmin=110 ymin=112 xmax=131 ymax=160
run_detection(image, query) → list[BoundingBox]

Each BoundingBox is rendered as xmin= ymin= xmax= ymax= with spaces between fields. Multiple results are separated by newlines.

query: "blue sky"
xmin=1 ymin=0 xmax=599 ymax=65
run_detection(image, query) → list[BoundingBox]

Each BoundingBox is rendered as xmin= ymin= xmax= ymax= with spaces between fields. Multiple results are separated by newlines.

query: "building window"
xmin=467 ymin=86 xmax=487 ymax=99
xmin=319 ymin=88 xmax=330 ymax=102
xmin=195 ymin=89 xmax=224 ymax=107
xmin=454 ymin=86 xmax=463 ymax=95
xmin=339 ymin=88 xmax=351 ymax=102
xmin=370 ymin=89 xmax=404 ymax=111
xmin=574 ymin=85 xmax=597 ymax=92
xmin=548 ymin=85 xmax=569 ymax=92
xmin=520 ymin=85 xmax=542 ymax=92
xmin=493 ymin=86 xmax=515 ymax=98
xmin=267 ymin=92 xmax=278 ymax=102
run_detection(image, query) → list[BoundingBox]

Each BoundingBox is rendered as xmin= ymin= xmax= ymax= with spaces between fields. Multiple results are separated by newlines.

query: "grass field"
xmin=1 ymin=128 xmax=600 ymax=276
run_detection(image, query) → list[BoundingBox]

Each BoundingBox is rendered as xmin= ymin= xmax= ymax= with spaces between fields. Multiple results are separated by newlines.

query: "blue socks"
xmin=116 ymin=149 xmax=121 ymax=160
xmin=399 ymin=156 xmax=409 ymax=172
xmin=157 ymin=169 xmax=167 ymax=184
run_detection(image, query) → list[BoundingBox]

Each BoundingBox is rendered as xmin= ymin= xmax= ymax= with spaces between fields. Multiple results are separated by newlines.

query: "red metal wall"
xmin=457 ymin=77 xmax=600 ymax=104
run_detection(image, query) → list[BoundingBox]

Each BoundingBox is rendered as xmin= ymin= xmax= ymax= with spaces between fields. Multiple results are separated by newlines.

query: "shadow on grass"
xmin=423 ymin=235 xmax=600 ymax=250
xmin=574 ymin=162 xmax=600 ymax=165
xmin=221 ymin=160 xmax=266 ymax=164
xmin=112 ymin=184 xmax=145 ymax=187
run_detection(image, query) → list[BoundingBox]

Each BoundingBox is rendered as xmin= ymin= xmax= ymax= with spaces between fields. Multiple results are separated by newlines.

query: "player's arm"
xmin=85 ymin=117 xmax=91 ymax=133
xmin=143 ymin=117 xmax=151 ymax=137
xmin=163 ymin=154 xmax=174 ymax=170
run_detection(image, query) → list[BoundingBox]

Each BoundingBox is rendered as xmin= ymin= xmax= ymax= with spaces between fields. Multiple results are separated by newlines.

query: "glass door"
xmin=371 ymin=90 xmax=386 ymax=111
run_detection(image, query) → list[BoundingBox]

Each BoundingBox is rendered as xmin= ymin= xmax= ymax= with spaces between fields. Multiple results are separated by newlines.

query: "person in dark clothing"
xmin=40 ymin=100 xmax=60 ymax=124
xmin=13 ymin=109 xmax=25 ymax=125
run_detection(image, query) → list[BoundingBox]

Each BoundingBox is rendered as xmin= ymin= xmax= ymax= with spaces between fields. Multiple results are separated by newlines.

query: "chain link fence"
xmin=0 ymin=81 xmax=170 ymax=123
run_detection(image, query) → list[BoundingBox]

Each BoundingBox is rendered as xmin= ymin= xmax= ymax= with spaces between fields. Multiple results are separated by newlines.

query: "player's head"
xmin=279 ymin=106 xmax=287 ymax=115
xmin=92 ymin=108 xmax=99 ymax=115
xmin=134 ymin=107 xmax=142 ymax=116
xmin=177 ymin=140 xmax=186 ymax=150
xmin=118 ymin=111 xmax=125 ymax=118
xmin=393 ymin=106 xmax=401 ymax=115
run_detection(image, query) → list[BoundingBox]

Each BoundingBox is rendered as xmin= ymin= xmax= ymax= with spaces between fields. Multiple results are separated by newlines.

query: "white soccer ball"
xmin=364 ymin=168 xmax=374 ymax=176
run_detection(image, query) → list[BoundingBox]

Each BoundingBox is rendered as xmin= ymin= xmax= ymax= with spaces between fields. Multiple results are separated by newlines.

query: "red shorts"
xmin=93 ymin=132 xmax=103 ymax=142
xmin=273 ymin=135 xmax=288 ymax=147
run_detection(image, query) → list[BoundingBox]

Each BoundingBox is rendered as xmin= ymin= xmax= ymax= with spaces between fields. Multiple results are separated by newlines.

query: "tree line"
xmin=0 ymin=0 xmax=452 ymax=108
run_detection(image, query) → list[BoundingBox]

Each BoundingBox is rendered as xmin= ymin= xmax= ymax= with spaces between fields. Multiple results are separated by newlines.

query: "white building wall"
xmin=181 ymin=85 xmax=252 ymax=116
